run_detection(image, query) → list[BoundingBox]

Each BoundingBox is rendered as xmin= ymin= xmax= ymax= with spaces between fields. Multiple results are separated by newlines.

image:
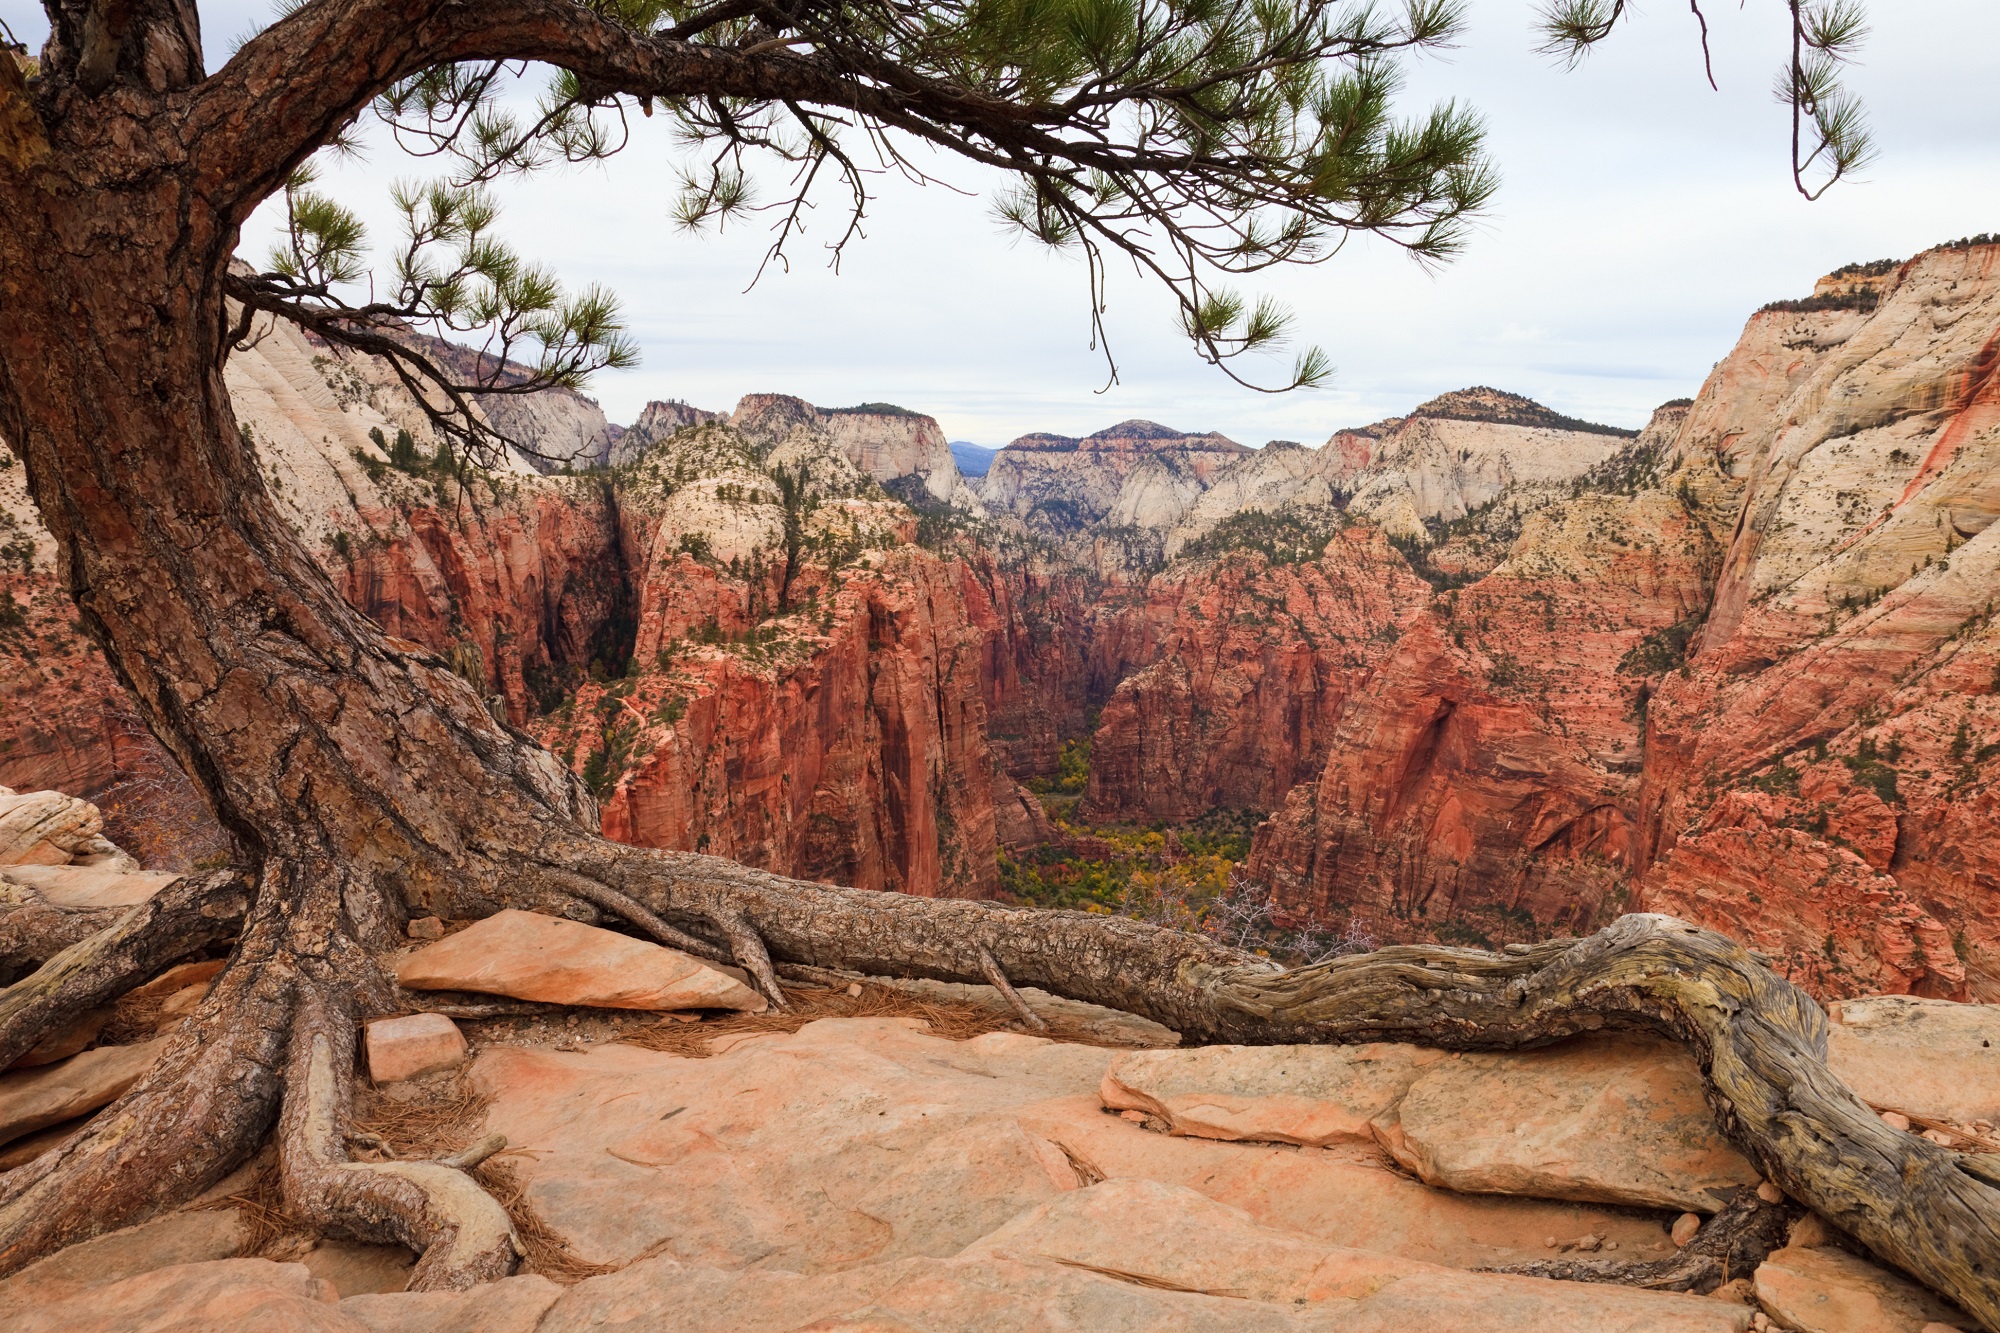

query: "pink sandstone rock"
xmin=1824 ymin=995 xmax=2000 ymax=1125
xmin=6 ymin=1209 xmax=246 ymax=1290
xmin=0 ymin=1039 xmax=164 ymax=1147
xmin=0 ymin=1258 xmax=357 ymax=1333
xmin=1104 ymin=1034 xmax=1760 ymax=1212
xmin=1377 ymin=1035 xmax=1761 ymax=1212
xmin=0 ymin=863 xmax=180 ymax=909
xmin=393 ymin=909 xmax=766 ymax=1012
xmin=126 ymin=959 xmax=226 ymax=1004
xmin=465 ymin=1015 xmax=1683 ymax=1276
xmin=337 ymin=1275 xmax=561 ymax=1332
xmin=960 ymin=1177 xmax=1751 ymax=1329
xmin=364 ymin=1014 xmax=467 ymax=1085
xmin=1101 ymin=1042 xmax=1443 ymax=1147
xmin=1753 ymin=1245 xmax=1970 ymax=1333
xmin=0 ymin=788 xmax=107 ymax=866
xmin=7 ymin=1007 xmax=108 ymax=1069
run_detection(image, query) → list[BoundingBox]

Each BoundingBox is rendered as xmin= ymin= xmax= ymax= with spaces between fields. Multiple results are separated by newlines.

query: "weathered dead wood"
xmin=0 ymin=871 xmax=248 ymax=1070
xmin=1481 ymin=1191 xmax=1795 ymax=1292
xmin=978 ymin=946 xmax=1049 ymax=1032
xmin=573 ymin=847 xmax=2000 ymax=1329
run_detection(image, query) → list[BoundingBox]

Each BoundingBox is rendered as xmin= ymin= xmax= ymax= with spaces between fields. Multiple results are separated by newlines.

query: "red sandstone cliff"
xmin=1633 ymin=241 xmax=2000 ymax=999
xmin=16 ymin=242 xmax=2000 ymax=1001
xmin=1081 ymin=529 xmax=1432 ymax=824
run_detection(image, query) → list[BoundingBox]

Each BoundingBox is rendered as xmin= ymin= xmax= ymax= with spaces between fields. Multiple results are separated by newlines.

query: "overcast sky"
xmin=9 ymin=0 xmax=1998 ymax=445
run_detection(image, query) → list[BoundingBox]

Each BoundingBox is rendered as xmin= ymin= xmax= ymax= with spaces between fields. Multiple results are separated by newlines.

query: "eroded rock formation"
xmin=12 ymin=240 xmax=2000 ymax=1001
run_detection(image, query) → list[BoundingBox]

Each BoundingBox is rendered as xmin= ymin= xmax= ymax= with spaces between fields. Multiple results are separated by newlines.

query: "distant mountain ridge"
xmin=950 ymin=442 xmax=996 ymax=477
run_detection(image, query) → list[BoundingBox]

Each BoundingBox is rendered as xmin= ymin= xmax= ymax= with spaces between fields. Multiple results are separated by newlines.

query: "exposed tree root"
xmin=541 ymin=869 xmax=726 ymax=962
xmin=0 ymin=871 xmax=248 ymax=1070
xmin=3 ymin=837 xmax=1995 ymax=1324
xmin=0 ymin=882 xmax=122 ymax=984
xmin=0 ymin=927 xmax=290 ymax=1268
xmin=709 ymin=907 xmax=788 ymax=1011
xmin=1480 ymin=1192 xmax=1796 ymax=1292
xmin=278 ymin=989 xmax=517 ymax=1291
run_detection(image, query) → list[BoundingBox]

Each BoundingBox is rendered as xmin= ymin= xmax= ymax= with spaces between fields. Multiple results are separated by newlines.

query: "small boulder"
xmin=404 ymin=916 xmax=444 ymax=942
xmin=0 ymin=789 xmax=106 ymax=867
xmin=127 ymin=959 xmax=226 ymax=1005
xmin=365 ymin=1014 xmax=467 ymax=1085
xmin=1374 ymin=1035 xmax=1761 ymax=1212
xmin=0 ymin=1039 xmax=165 ymax=1147
xmin=394 ymin=909 xmax=766 ymax=1012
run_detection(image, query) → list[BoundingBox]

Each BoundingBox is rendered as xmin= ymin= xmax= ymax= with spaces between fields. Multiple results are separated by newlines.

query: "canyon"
xmin=7 ymin=241 xmax=2000 ymax=1002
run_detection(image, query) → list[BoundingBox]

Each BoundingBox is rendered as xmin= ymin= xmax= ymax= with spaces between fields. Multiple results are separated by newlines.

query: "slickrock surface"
xmin=470 ymin=1018 xmax=1678 ymax=1274
xmin=1824 ymin=994 xmax=2000 ymax=1125
xmin=0 ymin=1013 xmax=1810 ymax=1331
xmin=393 ymin=910 xmax=767 ymax=1012
xmin=1101 ymin=1034 xmax=1761 ymax=1212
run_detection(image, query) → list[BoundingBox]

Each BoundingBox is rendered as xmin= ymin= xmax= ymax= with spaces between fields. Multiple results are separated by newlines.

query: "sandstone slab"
xmin=7 ymin=1209 xmax=246 ymax=1290
xmin=0 ymin=863 xmax=180 ymax=909
xmin=1012 ymin=1092 xmax=1677 ymax=1271
xmin=0 ymin=1039 xmax=164 ymax=1146
xmin=127 ymin=960 xmax=226 ymax=1005
xmin=364 ymin=1014 xmax=467 ymax=1085
xmin=1104 ymin=1033 xmax=1760 ymax=1212
xmin=1754 ymin=1244 xmax=1970 ymax=1333
xmin=1102 ymin=1042 xmax=1442 ymax=1146
xmin=1379 ymin=1035 xmax=1762 ymax=1212
xmin=961 ymin=1177 xmax=1751 ymax=1329
xmin=0 ymin=1257 xmax=356 ymax=1333
xmin=9 ymin=1006 xmax=109 ymax=1069
xmin=394 ymin=909 xmax=765 ymax=1012
xmin=338 ymin=1275 xmax=560 ymax=1333
xmin=302 ymin=1242 xmax=416 ymax=1297
xmin=1826 ymin=995 xmax=2000 ymax=1125
xmin=469 ymin=1015 xmax=1683 ymax=1277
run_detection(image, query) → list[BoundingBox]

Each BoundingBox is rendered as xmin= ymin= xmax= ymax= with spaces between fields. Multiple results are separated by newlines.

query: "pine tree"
xmin=4 ymin=4 xmax=1984 ymax=1327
